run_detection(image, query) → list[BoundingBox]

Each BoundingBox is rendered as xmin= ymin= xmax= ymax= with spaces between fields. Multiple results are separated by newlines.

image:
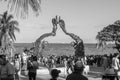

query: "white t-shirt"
xmin=22 ymin=52 xmax=28 ymax=63
xmin=15 ymin=59 xmax=20 ymax=70
xmin=112 ymin=57 xmax=119 ymax=70
xmin=64 ymin=60 xmax=67 ymax=67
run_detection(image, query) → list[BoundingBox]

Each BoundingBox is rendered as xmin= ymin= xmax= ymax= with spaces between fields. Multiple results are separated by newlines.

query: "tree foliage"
xmin=96 ymin=20 xmax=120 ymax=52
xmin=96 ymin=24 xmax=120 ymax=41
xmin=1 ymin=0 xmax=41 ymax=18
xmin=0 ymin=11 xmax=20 ymax=47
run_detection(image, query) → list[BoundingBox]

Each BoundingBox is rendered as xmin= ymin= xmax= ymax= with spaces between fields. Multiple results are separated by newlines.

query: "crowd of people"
xmin=0 ymin=48 xmax=120 ymax=80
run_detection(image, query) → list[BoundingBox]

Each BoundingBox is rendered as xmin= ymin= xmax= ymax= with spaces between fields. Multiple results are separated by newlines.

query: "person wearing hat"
xmin=50 ymin=69 xmax=61 ymax=80
xmin=0 ymin=54 xmax=15 ymax=80
xmin=66 ymin=60 xmax=88 ymax=80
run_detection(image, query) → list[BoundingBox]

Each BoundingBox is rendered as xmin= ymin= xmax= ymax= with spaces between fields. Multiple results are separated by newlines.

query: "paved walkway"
xmin=19 ymin=67 xmax=102 ymax=80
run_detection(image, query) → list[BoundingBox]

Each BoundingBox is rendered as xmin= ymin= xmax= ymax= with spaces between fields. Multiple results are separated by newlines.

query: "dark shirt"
xmin=27 ymin=61 xmax=39 ymax=73
xmin=67 ymin=59 xmax=72 ymax=65
xmin=66 ymin=72 xmax=88 ymax=80
xmin=0 ymin=62 xmax=15 ymax=80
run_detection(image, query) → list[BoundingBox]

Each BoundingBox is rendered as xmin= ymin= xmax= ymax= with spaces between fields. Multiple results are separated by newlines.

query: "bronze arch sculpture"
xmin=34 ymin=16 xmax=85 ymax=58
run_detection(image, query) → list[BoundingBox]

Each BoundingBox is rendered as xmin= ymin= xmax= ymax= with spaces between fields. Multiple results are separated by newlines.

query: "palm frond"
xmin=23 ymin=0 xmax=29 ymax=17
xmin=11 ymin=32 xmax=16 ymax=40
xmin=2 ymin=11 xmax=8 ymax=22
xmin=6 ymin=15 xmax=13 ymax=23
xmin=13 ymin=26 xmax=20 ymax=32
xmin=9 ymin=20 xmax=19 ymax=26
xmin=14 ymin=0 xmax=20 ymax=17
xmin=0 ymin=32 xmax=4 ymax=42
xmin=6 ymin=0 xmax=41 ymax=18
xmin=8 ymin=0 xmax=16 ymax=12
xmin=8 ymin=32 xmax=15 ymax=41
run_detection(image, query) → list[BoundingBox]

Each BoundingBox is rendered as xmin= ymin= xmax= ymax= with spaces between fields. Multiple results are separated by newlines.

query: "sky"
xmin=0 ymin=0 xmax=120 ymax=43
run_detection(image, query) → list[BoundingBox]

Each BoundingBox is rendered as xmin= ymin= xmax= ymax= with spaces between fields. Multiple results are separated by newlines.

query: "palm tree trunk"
xmin=0 ymin=32 xmax=4 ymax=47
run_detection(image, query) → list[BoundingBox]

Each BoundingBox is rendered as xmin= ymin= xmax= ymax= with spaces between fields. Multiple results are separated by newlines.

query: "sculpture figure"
xmin=34 ymin=16 xmax=59 ymax=56
xmin=59 ymin=17 xmax=85 ymax=57
xmin=34 ymin=16 xmax=85 ymax=58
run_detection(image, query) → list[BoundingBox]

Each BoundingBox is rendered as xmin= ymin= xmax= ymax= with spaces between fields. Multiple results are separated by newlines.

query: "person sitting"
xmin=66 ymin=60 xmax=88 ymax=80
xmin=50 ymin=69 xmax=61 ymax=80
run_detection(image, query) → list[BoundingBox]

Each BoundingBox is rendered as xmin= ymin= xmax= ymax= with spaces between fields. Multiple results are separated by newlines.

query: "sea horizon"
xmin=13 ymin=42 xmax=117 ymax=56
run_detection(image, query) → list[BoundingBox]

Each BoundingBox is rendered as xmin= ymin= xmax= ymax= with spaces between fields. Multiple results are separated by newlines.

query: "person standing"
xmin=22 ymin=49 xmax=28 ymax=70
xmin=81 ymin=56 xmax=89 ymax=75
xmin=27 ymin=55 xmax=39 ymax=80
xmin=66 ymin=57 xmax=74 ymax=74
xmin=0 ymin=54 xmax=15 ymax=80
xmin=102 ymin=54 xmax=109 ymax=70
xmin=63 ymin=58 xmax=67 ymax=76
xmin=14 ymin=54 xmax=21 ymax=80
xmin=66 ymin=60 xmax=88 ymax=80
xmin=112 ymin=53 xmax=120 ymax=80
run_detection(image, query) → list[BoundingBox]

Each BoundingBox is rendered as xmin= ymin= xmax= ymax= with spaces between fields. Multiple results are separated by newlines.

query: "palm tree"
xmin=1 ymin=0 xmax=41 ymax=18
xmin=0 ymin=11 xmax=20 ymax=54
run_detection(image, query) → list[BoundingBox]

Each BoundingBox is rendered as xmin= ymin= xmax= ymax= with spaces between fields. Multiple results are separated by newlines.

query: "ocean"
xmin=14 ymin=43 xmax=118 ymax=56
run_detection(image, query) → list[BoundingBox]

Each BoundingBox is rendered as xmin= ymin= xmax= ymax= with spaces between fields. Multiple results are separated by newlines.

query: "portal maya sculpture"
xmin=34 ymin=16 xmax=85 ymax=57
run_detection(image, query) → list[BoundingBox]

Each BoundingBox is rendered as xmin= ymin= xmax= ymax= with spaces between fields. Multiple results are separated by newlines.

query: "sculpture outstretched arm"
xmin=35 ymin=17 xmax=58 ymax=45
xmin=59 ymin=19 xmax=83 ymax=43
xmin=58 ymin=17 xmax=84 ymax=57
xmin=52 ymin=17 xmax=58 ymax=27
xmin=34 ymin=16 xmax=58 ymax=56
xmin=52 ymin=18 xmax=57 ymax=35
xmin=59 ymin=19 xmax=67 ymax=34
